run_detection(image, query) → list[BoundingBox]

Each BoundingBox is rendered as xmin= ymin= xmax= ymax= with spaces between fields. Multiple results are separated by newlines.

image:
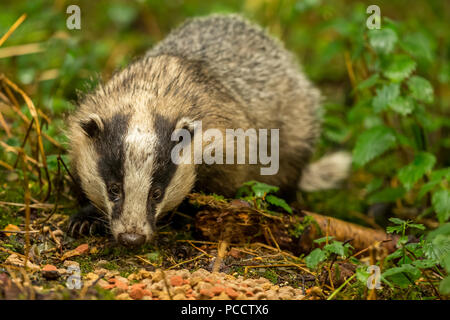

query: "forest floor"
xmin=0 ymin=193 xmax=440 ymax=300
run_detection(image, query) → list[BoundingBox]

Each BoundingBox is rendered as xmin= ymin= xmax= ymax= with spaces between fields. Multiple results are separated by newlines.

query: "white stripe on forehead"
xmin=121 ymin=123 xmax=157 ymax=229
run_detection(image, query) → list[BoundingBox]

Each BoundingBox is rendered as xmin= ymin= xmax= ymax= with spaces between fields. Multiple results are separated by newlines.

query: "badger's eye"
xmin=150 ymin=188 xmax=162 ymax=201
xmin=108 ymin=183 xmax=121 ymax=201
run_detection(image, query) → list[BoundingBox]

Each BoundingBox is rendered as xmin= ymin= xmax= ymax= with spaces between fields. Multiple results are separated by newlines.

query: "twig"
xmin=167 ymin=253 xmax=206 ymax=270
xmin=13 ymin=118 xmax=34 ymax=168
xmin=185 ymin=240 xmax=214 ymax=258
xmin=327 ymin=273 xmax=356 ymax=300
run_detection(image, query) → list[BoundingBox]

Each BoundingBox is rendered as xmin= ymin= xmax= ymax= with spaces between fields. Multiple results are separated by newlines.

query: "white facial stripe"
xmin=112 ymin=125 xmax=157 ymax=237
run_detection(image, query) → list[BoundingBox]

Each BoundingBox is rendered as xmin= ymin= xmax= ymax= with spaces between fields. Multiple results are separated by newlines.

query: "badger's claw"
xmin=68 ymin=218 xmax=106 ymax=238
xmin=67 ymin=204 xmax=107 ymax=238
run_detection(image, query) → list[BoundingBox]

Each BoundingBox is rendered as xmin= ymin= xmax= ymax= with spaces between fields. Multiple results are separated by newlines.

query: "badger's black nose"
xmin=118 ymin=233 xmax=145 ymax=247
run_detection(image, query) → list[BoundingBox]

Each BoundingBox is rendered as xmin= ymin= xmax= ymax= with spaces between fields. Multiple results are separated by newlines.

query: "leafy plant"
xmin=236 ymin=180 xmax=293 ymax=214
xmin=305 ymin=236 xmax=353 ymax=269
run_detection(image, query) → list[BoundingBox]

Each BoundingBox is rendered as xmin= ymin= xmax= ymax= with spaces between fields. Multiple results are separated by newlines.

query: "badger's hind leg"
xmin=67 ymin=203 xmax=108 ymax=237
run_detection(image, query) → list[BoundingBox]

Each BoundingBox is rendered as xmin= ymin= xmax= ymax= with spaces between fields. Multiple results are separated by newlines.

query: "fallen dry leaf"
xmin=60 ymin=243 xmax=89 ymax=261
xmin=3 ymin=224 xmax=20 ymax=236
xmin=5 ymin=254 xmax=40 ymax=271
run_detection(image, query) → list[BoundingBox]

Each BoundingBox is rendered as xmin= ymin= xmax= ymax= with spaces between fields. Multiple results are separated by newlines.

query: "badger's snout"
xmin=118 ymin=232 xmax=146 ymax=247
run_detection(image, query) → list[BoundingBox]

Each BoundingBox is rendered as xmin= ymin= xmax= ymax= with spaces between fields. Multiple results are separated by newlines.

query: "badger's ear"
xmin=80 ymin=114 xmax=103 ymax=138
xmin=175 ymin=117 xmax=197 ymax=136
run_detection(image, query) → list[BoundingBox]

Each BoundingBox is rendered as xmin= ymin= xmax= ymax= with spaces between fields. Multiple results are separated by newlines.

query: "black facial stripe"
xmin=146 ymin=114 xmax=180 ymax=222
xmin=93 ymin=113 xmax=130 ymax=219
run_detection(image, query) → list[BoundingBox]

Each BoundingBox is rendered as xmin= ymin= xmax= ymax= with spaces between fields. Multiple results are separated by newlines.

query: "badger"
xmin=67 ymin=14 xmax=351 ymax=247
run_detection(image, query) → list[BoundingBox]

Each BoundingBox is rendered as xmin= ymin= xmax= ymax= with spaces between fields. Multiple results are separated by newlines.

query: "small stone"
xmin=225 ymin=287 xmax=239 ymax=299
xmin=63 ymin=260 xmax=79 ymax=268
xmin=177 ymin=269 xmax=190 ymax=279
xmin=199 ymin=289 xmax=214 ymax=299
xmin=190 ymin=276 xmax=203 ymax=287
xmin=42 ymin=264 xmax=57 ymax=272
xmin=191 ymin=268 xmax=209 ymax=278
xmin=112 ymin=287 xmax=127 ymax=295
xmin=173 ymin=293 xmax=186 ymax=300
xmin=261 ymin=283 xmax=272 ymax=291
xmin=255 ymin=292 xmax=268 ymax=300
xmin=116 ymin=293 xmax=131 ymax=300
xmin=170 ymin=275 xmax=184 ymax=286
xmin=96 ymin=260 xmax=109 ymax=267
xmin=142 ymin=289 xmax=152 ymax=297
xmin=115 ymin=276 xmax=129 ymax=285
xmin=97 ymin=279 xmax=110 ymax=289
xmin=111 ymin=278 xmax=128 ymax=291
xmin=256 ymin=277 xmax=269 ymax=284
xmin=152 ymin=270 xmax=163 ymax=282
xmin=158 ymin=292 xmax=170 ymax=300
xmin=211 ymin=286 xmax=224 ymax=295
xmin=279 ymin=293 xmax=293 ymax=300
xmin=129 ymin=287 xmax=145 ymax=300
xmin=212 ymin=292 xmax=231 ymax=300
xmin=41 ymin=264 xmax=59 ymax=280
xmin=136 ymin=269 xmax=152 ymax=280
xmin=228 ymin=248 xmax=241 ymax=258
xmin=173 ymin=286 xmax=185 ymax=295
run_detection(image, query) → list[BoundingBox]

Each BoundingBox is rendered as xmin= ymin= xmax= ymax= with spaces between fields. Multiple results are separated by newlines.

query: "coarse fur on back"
xmin=67 ymin=14 xmax=350 ymax=246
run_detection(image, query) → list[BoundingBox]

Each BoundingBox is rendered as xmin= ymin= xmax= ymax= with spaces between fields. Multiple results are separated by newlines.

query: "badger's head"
xmin=69 ymin=110 xmax=198 ymax=247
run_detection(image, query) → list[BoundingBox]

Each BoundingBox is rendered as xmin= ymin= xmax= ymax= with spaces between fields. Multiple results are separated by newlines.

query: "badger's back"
xmin=147 ymin=15 xmax=319 ymax=128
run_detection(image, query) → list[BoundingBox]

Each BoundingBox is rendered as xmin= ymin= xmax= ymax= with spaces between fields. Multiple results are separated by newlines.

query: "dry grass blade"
xmin=19 ymin=150 xmax=31 ymax=272
xmin=0 ymin=14 xmax=27 ymax=47
xmin=0 ymin=110 xmax=11 ymax=137
xmin=1 ymin=75 xmax=52 ymax=201
xmin=0 ymin=43 xmax=44 ymax=59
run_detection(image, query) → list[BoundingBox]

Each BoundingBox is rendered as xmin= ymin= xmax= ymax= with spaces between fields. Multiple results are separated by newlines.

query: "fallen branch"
xmin=189 ymin=193 xmax=398 ymax=256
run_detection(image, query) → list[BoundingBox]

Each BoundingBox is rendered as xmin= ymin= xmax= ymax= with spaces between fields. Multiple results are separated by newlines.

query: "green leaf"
xmin=372 ymin=83 xmax=400 ymax=113
xmin=389 ymin=96 xmax=415 ymax=116
xmin=368 ymin=28 xmax=398 ymax=54
xmin=356 ymin=74 xmax=379 ymax=91
xmin=382 ymin=264 xmax=421 ymax=288
xmin=240 ymin=181 xmax=279 ymax=198
xmin=365 ymin=178 xmax=383 ymax=194
xmin=401 ymin=33 xmax=434 ymax=63
xmin=313 ymin=236 xmax=335 ymax=244
xmin=265 ymin=194 xmax=292 ymax=214
xmin=418 ymin=169 xmax=450 ymax=199
xmin=411 ymin=259 xmax=437 ymax=269
xmin=407 ymin=76 xmax=434 ymax=104
xmin=324 ymin=241 xmax=346 ymax=257
xmin=408 ymin=223 xmax=426 ymax=231
xmin=383 ymin=55 xmax=416 ymax=82
xmin=398 ymin=152 xmax=436 ymax=190
xmin=439 ymin=276 xmax=450 ymax=295
xmin=305 ymin=248 xmax=327 ymax=269
xmin=432 ymin=189 xmax=450 ymax=224
xmin=389 ymin=217 xmax=405 ymax=225
xmin=355 ymin=267 xmax=370 ymax=284
xmin=368 ymin=187 xmax=405 ymax=204
xmin=353 ymin=126 xmax=397 ymax=167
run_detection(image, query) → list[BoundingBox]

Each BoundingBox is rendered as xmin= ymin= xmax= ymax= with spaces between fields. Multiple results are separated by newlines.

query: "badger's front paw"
xmin=68 ymin=204 xmax=108 ymax=238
